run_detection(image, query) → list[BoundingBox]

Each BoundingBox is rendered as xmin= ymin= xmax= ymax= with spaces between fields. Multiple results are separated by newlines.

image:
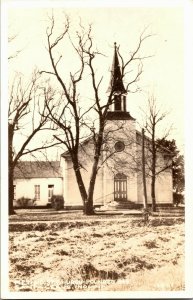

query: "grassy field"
xmin=9 ymin=212 xmax=185 ymax=292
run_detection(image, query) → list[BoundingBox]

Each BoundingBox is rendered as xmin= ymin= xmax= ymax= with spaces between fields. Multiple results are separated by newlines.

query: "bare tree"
xmin=8 ymin=33 xmax=23 ymax=60
xmin=8 ymin=71 xmax=60 ymax=215
xmin=42 ymin=14 xmax=152 ymax=215
xmin=156 ymin=138 xmax=184 ymax=206
xmin=140 ymin=95 xmax=173 ymax=212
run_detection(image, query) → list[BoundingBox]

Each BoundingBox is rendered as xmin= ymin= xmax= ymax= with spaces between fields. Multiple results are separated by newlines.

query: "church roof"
xmin=61 ymin=135 xmax=92 ymax=158
xmin=107 ymin=43 xmax=127 ymax=94
xmin=14 ymin=161 xmax=63 ymax=179
xmin=61 ymin=130 xmax=173 ymax=159
xmin=136 ymin=130 xmax=174 ymax=155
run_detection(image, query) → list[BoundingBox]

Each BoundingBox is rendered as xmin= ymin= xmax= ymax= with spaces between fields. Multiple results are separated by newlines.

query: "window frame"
xmin=48 ymin=184 xmax=54 ymax=202
xmin=34 ymin=185 xmax=40 ymax=201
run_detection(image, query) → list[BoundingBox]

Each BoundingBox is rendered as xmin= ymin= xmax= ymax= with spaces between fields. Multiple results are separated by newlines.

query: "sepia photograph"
xmin=1 ymin=0 xmax=193 ymax=298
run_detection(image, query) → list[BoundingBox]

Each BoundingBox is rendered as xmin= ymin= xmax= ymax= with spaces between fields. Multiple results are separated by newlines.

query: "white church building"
xmin=13 ymin=44 xmax=173 ymax=209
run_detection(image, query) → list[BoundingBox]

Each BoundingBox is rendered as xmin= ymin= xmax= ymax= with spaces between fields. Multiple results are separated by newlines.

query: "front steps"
xmin=105 ymin=200 xmax=140 ymax=210
xmin=102 ymin=200 xmax=185 ymax=216
xmin=112 ymin=200 xmax=139 ymax=209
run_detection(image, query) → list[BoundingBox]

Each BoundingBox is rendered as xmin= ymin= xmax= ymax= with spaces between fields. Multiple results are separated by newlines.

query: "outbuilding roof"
xmin=14 ymin=161 xmax=62 ymax=179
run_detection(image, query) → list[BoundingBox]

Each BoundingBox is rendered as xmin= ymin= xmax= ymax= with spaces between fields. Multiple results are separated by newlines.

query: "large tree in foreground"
xmin=42 ymin=14 xmax=152 ymax=214
xmin=8 ymin=71 xmax=60 ymax=215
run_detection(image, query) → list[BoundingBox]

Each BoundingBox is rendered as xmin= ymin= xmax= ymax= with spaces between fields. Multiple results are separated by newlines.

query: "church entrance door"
xmin=114 ymin=173 xmax=127 ymax=201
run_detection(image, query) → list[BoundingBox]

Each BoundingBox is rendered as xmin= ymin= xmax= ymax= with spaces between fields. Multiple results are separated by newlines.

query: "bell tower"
xmin=107 ymin=42 xmax=134 ymax=121
xmin=103 ymin=43 xmax=137 ymax=206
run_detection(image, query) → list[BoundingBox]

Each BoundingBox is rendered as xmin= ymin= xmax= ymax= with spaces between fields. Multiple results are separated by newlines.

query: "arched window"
xmin=114 ymin=173 xmax=127 ymax=201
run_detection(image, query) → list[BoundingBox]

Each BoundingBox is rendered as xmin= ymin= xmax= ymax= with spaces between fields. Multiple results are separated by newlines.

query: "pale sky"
xmin=5 ymin=1 xmax=186 ymax=155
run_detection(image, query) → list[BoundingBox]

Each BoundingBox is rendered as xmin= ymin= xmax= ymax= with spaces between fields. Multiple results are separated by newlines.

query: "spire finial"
xmin=107 ymin=42 xmax=126 ymax=94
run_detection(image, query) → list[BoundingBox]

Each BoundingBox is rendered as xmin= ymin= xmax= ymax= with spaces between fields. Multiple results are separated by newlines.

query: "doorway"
xmin=114 ymin=173 xmax=127 ymax=201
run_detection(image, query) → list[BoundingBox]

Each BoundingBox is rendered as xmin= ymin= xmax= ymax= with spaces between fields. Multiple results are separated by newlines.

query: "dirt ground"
xmin=9 ymin=211 xmax=185 ymax=292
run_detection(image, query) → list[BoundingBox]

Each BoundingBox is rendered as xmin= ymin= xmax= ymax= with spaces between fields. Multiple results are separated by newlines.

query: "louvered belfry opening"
xmin=114 ymin=173 xmax=127 ymax=201
xmin=106 ymin=43 xmax=135 ymax=121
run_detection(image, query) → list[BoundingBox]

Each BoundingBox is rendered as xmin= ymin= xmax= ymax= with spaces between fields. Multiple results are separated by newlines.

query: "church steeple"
xmin=108 ymin=42 xmax=126 ymax=94
xmin=107 ymin=43 xmax=135 ymax=121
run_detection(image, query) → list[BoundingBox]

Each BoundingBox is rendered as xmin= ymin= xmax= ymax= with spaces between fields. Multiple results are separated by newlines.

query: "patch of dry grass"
xmin=105 ymin=259 xmax=184 ymax=291
xmin=9 ymin=216 xmax=185 ymax=292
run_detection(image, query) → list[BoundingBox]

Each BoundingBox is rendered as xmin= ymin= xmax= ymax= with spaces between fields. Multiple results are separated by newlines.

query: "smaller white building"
xmin=13 ymin=161 xmax=63 ymax=207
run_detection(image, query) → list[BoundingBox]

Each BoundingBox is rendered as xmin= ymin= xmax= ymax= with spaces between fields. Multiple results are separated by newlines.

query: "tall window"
xmin=13 ymin=185 xmax=16 ymax=200
xmin=48 ymin=185 xmax=54 ymax=202
xmin=34 ymin=185 xmax=40 ymax=201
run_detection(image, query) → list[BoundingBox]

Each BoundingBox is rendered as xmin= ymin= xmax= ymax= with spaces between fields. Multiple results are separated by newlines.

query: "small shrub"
xmin=117 ymin=255 xmax=155 ymax=272
xmin=158 ymin=236 xmax=170 ymax=242
xmin=173 ymin=192 xmax=184 ymax=206
xmin=55 ymin=249 xmax=69 ymax=256
xmin=51 ymin=195 xmax=64 ymax=210
xmin=143 ymin=239 xmax=158 ymax=249
xmin=80 ymin=263 xmax=119 ymax=281
xmin=16 ymin=197 xmax=36 ymax=207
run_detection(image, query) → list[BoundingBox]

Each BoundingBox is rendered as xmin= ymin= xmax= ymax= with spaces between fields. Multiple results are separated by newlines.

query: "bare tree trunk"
xmin=84 ymin=195 xmax=94 ymax=215
xmin=151 ymin=126 xmax=157 ymax=212
xmin=86 ymin=159 xmax=99 ymax=215
xmin=73 ymin=160 xmax=88 ymax=210
xmin=8 ymin=123 xmax=15 ymax=215
xmin=8 ymin=166 xmax=15 ymax=215
xmin=142 ymin=129 xmax=148 ymax=210
xmin=151 ymin=175 xmax=156 ymax=212
xmin=85 ymin=131 xmax=103 ymax=215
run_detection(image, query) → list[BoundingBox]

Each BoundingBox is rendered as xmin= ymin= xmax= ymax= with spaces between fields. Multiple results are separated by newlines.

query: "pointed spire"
xmin=107 ymin=42 xmax=126 ymax=94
